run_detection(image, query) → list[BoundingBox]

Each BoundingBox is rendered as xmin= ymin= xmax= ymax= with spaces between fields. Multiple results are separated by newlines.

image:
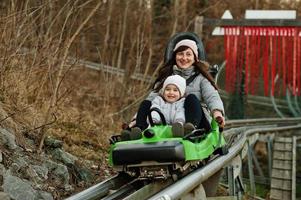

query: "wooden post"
xmin=194 ymin=16 xmax=204 ymax=38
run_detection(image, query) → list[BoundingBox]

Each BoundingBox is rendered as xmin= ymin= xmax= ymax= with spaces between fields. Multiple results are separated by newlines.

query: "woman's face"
xmin=175 ymin=48 xmax=196 ymax=69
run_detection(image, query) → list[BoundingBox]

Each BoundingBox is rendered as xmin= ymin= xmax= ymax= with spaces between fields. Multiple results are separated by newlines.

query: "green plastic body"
xmin=109 ymin=120 xmax=226 ymax=166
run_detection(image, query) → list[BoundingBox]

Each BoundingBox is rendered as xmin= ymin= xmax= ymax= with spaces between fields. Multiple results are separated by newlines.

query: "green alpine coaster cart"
xmin=109 ymin=108 xmax=228 ymax=180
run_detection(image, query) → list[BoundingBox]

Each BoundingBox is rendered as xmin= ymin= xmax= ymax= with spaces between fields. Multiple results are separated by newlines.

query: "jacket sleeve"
xmin=145 ymin=82 xmax=162 ymax=101
xmin=199 ymin=75 xmax=225 ymax=115
xmin=150 ymin=96 xmax=164 ymax=124
xmin=174 ymin=98 xmax=185 ymax=124
xmin=146 ymin=90 xmax=159 ymax=101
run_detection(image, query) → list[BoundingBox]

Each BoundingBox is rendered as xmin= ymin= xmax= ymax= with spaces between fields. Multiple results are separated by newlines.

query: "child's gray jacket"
xmin=150 ymin=96 xmax=185 ymax=125
xmin=146 ymin=66 xmax=224 ymax=122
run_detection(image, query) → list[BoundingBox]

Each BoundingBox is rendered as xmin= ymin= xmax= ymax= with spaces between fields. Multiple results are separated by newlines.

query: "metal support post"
xmin=235 ymin=175 xmax=245 ymax=200
xmin=202 ymin=169 xmax=223 ymax=197
xmin=247 ymin=141 xmax=256 ymax=196
xmin=227 ymin=165 xmax=235 ymax=196
xmin=251 ymin=146 xmax=264 ymax=177
xmin=267 ymin=136 xmax=273 ymax=179
xmin=292 ymin=136 xmax=297 ymax=200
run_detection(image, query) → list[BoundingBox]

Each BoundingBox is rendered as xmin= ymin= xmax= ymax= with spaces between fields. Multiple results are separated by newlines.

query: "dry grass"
xmin=44 ymin=66 xmax=148 ymax=161
xmin=0 ymin=57 xmax=147 ymax=160
xmin=0 ymin=1 xmax=150 ymax=164
xmin=0 ymin=1 xmax=152 ymax=163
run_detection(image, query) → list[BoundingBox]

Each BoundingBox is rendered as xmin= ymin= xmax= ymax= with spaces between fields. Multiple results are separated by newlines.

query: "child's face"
xmin=163 ymin=84 xmax=181 ymax=103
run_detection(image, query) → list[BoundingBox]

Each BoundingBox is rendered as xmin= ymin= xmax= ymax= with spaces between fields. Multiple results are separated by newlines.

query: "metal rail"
xmin=149 ymin=123 xmax=301 ymax=200
xmin=65 ymin=173 xmax=134 ymax=200
xmin=101 ymin=179 xmax=146 ymax=200
xmin=226 ymin=117 xmax=301 ymax=128
xmin=65 ymin=118 xmax=301 ymax=200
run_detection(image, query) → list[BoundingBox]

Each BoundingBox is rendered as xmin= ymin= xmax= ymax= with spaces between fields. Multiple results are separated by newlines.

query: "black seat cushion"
xmin=112 ymin=141 xmax=185 ymax=165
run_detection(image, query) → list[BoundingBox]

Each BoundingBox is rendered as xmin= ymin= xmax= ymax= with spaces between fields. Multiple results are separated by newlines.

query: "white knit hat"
xmin=160 ymin=75 xmax=186 ymax=97
xmin=173 ymin=39 xmax=198 ymax=59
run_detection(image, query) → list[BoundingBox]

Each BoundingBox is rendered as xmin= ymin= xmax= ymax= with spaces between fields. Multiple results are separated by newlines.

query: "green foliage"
xmin=297 ymin=183 xmax=301 ymax=198
xmin=244 ymin=182 xmax=269 ymax=199
xmin=227 ymin=90 xmax=245 ymax=119
xmin=227 ymin=73 xmax=245 ymax=119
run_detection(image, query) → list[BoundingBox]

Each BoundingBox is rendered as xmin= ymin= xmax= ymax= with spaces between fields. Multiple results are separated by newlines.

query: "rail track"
xmin=66 ymin=117 xmax=301 ymax=200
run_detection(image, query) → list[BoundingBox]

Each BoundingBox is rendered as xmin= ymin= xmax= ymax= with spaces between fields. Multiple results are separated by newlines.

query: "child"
xmin=149 ymin=75 xmax=187 ymax=136
xmin=121 ymin=75 xmax=195 ymax=140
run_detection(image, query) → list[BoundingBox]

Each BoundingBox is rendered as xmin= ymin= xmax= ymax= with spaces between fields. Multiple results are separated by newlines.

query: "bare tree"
xmin=143 ymin=0 xmax=154 ymax=81
xmin=38 ymin=0 xmax=103 ymax=152
xmin=116 ymin=1 xmax=129 ymax=69
xmin=102 ymin=0 xmax=114 ymax=64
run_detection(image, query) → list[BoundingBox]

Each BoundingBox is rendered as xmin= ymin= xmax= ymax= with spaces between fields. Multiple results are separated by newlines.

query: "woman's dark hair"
xmin=153 ymin=46 xmax=218 ymax=92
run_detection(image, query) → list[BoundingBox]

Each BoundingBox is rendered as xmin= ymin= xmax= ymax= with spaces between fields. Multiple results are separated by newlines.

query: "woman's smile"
xmin=175 ymin=48 xmax=195 ymax=69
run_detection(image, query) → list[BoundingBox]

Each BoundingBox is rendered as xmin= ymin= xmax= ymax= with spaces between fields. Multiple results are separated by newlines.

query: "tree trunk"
xmin=143 ymin=0 xmax=153 ymax=86
xmin=102 ymin=0 xmax=114 ymax=64
xmin=116 ymin=1 xmax=129 ymax=69
xmin=171 ymin=0 xmax=180 ymax=35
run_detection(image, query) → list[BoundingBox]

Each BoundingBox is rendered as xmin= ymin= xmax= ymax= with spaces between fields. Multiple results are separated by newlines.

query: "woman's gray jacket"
xmin=150 ymin=96 xmax=185 ymax=125
xmin=146 ymin=66 xmax=224 ymax=121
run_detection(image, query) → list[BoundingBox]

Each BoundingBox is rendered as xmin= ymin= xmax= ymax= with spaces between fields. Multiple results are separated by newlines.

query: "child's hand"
xmin=212 ymin=110 xmax=225 ymax=128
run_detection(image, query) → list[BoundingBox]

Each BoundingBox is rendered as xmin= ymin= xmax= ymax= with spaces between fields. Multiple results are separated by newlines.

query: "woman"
xmin=132 ymin=38 xmax=225 ymax=136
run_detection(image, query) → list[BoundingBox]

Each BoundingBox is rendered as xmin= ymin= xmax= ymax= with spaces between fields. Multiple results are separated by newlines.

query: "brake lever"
xmin=183 ymin=128 xmax=207 ymax=140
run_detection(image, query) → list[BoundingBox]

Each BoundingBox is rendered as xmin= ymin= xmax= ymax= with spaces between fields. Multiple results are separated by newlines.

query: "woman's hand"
xmin=212 ymin=110 xmax=225 ymax=128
